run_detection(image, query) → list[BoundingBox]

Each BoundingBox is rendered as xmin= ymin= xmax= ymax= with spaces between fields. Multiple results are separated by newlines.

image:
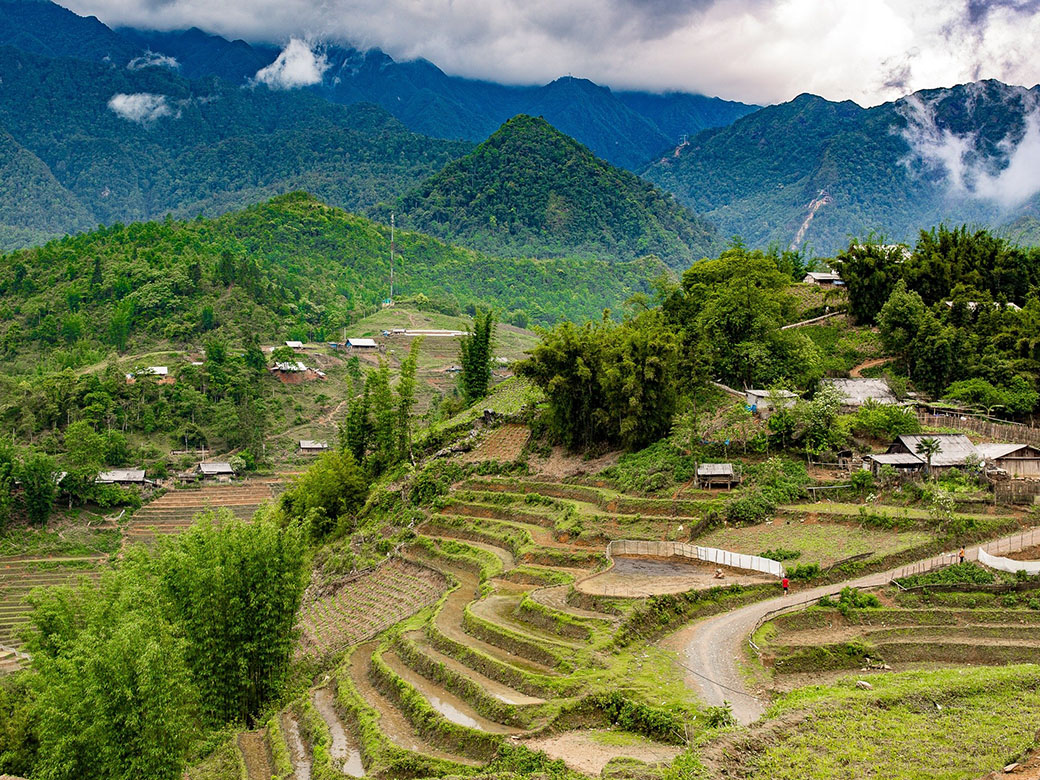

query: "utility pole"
xmin=389 ymin=213 xmax=395 ymax=305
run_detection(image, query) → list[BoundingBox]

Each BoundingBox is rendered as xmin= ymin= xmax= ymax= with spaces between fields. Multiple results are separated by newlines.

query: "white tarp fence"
xmin=978 ymin=548 xmax=1040 ymax=576
xmin=607 ymin=539 xmax=784 ymax=578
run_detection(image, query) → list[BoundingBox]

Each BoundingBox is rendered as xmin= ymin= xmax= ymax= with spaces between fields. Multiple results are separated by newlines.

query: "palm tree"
xmin=915 ymin=437 xmax=942 ymax=480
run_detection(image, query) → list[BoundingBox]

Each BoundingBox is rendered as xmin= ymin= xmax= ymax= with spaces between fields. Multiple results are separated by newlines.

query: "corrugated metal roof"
xmin=698 ymin=463 xmax=735 ymax=476
xmin=976 ymin=443 xmax=1040 ymax=460
xmin=867 ymin=453 xmax=923 ymax=466
xmin=300 ymin=440 xmax=329 ymax=449
xmin=272 ymin=361 xmax=307 ymax=372
xmin=821 ymin=378 xmax=897 ymax=406
xmin=97 ymin=469 xmax=147 ymax=483
xmin=895 ymin=434 xmax=977 ymax=467
xmin=285 ymin=340 xmax=304 ymax=348
xmin=198 ymin=462 xmax=235 ymax=475
xmin=347 ymin=338 xmax=378 ymax=348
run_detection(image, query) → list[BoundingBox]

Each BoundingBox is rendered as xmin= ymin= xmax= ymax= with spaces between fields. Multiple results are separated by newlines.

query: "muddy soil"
xmin=579 ymin=555 xmax=774 ymax=597
xmin=237 ymin=731 xmax=274 ymax=780
xmin=530 ymin=447 xmax=622 ymax=479
xmin=525 ymin=729 xmax=682 ymax=775
xmin=311 ymin=688 xmax=364 ymax=777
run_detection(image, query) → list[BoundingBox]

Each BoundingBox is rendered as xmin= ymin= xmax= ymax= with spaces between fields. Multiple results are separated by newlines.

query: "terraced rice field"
xmin=0 ymin=555 xmax=106 ymax=650
xmin=125 ymin=482 xmax=276 ymax=542
xmin=298 ymin=559 xmax=449 ymax=661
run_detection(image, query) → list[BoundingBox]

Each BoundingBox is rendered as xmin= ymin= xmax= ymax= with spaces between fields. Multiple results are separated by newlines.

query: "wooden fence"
xmin=916 ymin=411 xmax=1040 ymax=446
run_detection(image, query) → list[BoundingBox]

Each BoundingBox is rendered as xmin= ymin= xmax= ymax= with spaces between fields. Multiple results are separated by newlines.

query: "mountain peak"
xmin=382 ymin=114 xmax=720 ymax=268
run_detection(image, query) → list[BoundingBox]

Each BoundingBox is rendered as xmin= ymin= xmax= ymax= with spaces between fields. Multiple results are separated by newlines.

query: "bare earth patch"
xmin=530 ymin=446 xmax=622 ymax=479
xmin=524 ymin=729 xmax=682 ymax=775
xmin=458 ymin=424 xmax=531 ymax=463
xmin=578 ymin=555 xmax=774 ymax=597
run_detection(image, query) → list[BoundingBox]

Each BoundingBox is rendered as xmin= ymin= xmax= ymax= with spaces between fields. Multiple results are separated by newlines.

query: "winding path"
xmin=672 ymin=529 xmax=1038 ymax=725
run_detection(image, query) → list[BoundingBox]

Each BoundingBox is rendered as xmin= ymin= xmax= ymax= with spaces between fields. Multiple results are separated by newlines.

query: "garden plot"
xmin=457 ymin=424 xmax=530 ymax=463
xmin=578 ymin=555 xmax=774 ymax=597
xmin=297 ymin=558 xmax=448 ymax=661
xmin=698 ymin=518 xmax=933 ymax=568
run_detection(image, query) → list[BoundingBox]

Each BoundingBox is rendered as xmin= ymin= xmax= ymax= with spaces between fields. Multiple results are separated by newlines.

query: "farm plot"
xmin=126 ymin=483 xmax=276 ymax=542
xmin=698 ymin=519 xmax=934 ymax=568
xmin=458 ymin=424 xmax=530 ymax=464
xmin=297 ymin=558 xmax=449 ymax=661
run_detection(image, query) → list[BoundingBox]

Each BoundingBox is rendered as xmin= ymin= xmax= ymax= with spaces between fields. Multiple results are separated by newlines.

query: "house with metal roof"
xmin=802 ymin=271 xmax=843 ymax=287
xmin=821 ymin=378 xmax=898 ymax=409
xmin=975 ymin=443 xmax=1040 ymax=478
xmin=285 ymin=340 xmax=304 ymax=349
xmin=347 ymin=338 xmax=378 ymax=349
xmin=299 ymin=440 xmax=329 ymax=454
xmin=97 ymin=469 xmax=149 ymax=485
xmin=745 ymin=388 xmax=797 ymax=415
xmin=196 ymin=462 xmax=235 ymax=482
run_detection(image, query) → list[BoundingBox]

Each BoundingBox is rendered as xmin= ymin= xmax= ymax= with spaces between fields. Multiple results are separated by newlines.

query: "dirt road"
xmin=672 ymin=531 xmax=1037 ymax=725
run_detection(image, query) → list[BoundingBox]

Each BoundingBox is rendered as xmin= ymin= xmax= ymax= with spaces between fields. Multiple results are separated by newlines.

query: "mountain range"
xmin=0 ymin=0 xmax=1039 ymax=258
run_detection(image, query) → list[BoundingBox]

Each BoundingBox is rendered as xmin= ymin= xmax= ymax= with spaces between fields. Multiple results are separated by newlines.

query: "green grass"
xmin=748 ymin=665 xmax=1040 ymax=779
xmin=698 ymin=520 xmax=932 ymax=568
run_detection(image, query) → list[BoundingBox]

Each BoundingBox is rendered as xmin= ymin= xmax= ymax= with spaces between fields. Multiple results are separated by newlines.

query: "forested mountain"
xmin=643 ymin=81 xmax=1040 ymax=255
xmin=0 ymin=192 xmax=667 ymax=369
xmin=0 ymin=0 xmax=757 ymax=172
xmin=0 ymin=43 xmax=471 ymax=251
xmin=379 ymin=115 xmax=722 ymax=269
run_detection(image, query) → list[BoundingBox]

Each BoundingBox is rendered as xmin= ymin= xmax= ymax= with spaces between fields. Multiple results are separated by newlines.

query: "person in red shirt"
xmin=782 ymin=576 xmax=789 ymax=595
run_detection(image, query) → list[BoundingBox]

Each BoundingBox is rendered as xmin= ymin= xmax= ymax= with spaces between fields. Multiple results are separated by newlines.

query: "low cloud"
xmin=107 ymin=92 xmax=173 ymax=123
xmin=253 ymin=38 xmax=328 ymax=89
xmin=899 ymin=90 xmax=1040 ymax=208
xmin=128 ymin=50 xmax=180 ymax=70
xmin=58 ymin=0 xmax=1040 ymax=105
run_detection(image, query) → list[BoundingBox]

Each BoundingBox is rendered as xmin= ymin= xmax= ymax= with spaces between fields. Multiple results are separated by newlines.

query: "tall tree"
xmin=459 ymin=310 xmax=496 ymax=404
xmin=395 ymin=337 xmax=423 ymax=463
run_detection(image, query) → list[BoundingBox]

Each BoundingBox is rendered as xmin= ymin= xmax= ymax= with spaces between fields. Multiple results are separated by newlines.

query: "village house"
xmin=975 ymin=443 xmax=1040 ymax=479
xmin=821 ymin=378 xmax=898 ymax=411
xmin=802 ymin=271 xmax=843 ymax=287
xmin=299 ymin=440 xmax=330 ymax=454
xmin=745 ymin=388 xmax=797 ymax=416
xmin=285 ymin=340 xmax=305 ymax=350
xmin=96 ymin=469 xmax=150 ymax=486
xmin=347 ymin=338 xmax=378 ymax=350
xmin=125 ymin=366 xmax=174 ymax=385
xmin=196 ymin=462 xmax=235 ymax=482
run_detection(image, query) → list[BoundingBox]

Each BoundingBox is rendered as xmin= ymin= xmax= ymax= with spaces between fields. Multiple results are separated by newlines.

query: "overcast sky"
xmin=62 ymin=0 xmax=1040 ymax=105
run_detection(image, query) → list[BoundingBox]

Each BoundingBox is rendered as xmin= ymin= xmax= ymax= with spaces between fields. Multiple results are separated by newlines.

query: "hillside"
xmin=644 ymin=81 xmax=1040 ymax=254
xmin=0 ymin=192 xmax=668 ymax=370
xmin=380 ymin=115 xmax=723 ymax=269
xmin=0 ymin=43 xmax=471 ymax=252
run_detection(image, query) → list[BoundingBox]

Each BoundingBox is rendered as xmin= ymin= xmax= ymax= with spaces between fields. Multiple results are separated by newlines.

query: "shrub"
xmin=787 ymin=563 xmax=822 ymax=581
xmin=849 ymin=469 xmax=875 ymax=493
xmin=896 ymin=562 xmax=995 ymax=588
xmin=759 ymin=547 xmax=802 ymax=562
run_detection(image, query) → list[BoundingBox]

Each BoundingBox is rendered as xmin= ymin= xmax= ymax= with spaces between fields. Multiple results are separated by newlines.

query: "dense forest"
xmin=379 ymin=115 xmax=723 ymax=269
xmin=0 ymin=192 xmax=666 ymax=372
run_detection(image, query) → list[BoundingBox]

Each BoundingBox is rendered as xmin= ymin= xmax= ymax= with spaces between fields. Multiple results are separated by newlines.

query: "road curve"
xmin=671 ymin=530 xmax=1037 ymax=725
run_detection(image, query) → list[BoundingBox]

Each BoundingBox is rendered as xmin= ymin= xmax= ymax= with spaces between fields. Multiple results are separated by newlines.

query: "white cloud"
xmin=107 ymin=92 xmax=173 ymax=123
xmin=128 ymin=50 xmax=180 ymax=70
xmin=253 ymin=38 xmax=329 ymax=89
xmin=899 ymin=89 xmax=1040 ymax=208
xmin=60 ymin=0 xmax=1040 ymax=105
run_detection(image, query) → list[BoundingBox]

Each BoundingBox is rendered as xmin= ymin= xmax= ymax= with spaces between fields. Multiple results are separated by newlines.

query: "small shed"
xmin=696 ymin=463 xmax=740 ymax=489
xmin=285 ymin=340 xmax=304 ymax=349
xmin=865 ymin=452 xmax=925 ymax=477
xmin=197 ymin=462 xmax=235 ymax=482
xmin=347 ymin=338 xmax=378 ymax=349
xmin=745 ymin=388 xmax=797 ymax=415
xmin=976 ymin=443 xmax=1040 ymax=479
xmin=299 ymin=440 xmax=329 ymax=454
xmin=803 ymin=271 xmax=843 ymax=287
xmin=821 ymin=378 xmax=897 ymax=410
xmin=97 ymin=469 xmax=149 ymax=485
